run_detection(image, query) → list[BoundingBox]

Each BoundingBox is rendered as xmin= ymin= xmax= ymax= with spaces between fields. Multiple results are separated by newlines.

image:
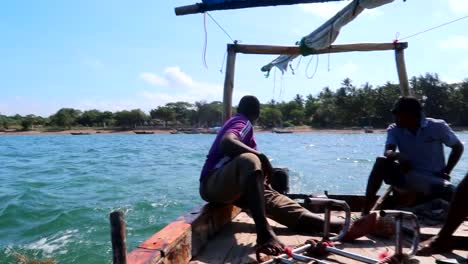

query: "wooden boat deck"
xmin=191 ymin=212 xmax=468 ymax=264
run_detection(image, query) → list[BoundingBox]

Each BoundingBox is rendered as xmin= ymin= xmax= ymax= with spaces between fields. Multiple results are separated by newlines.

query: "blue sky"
xmin=1 ymin=0 xmax=468 ymax=116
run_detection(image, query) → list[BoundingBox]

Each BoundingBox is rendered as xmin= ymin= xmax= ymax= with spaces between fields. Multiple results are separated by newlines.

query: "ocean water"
xmin=0 ymin=133 xmax=467 ymax=263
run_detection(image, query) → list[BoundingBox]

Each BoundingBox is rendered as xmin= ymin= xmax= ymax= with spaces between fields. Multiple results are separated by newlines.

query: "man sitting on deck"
xmin=362 ymin=96 xmax=464 ymax=216
xmin=200 ymin=95 xmax=369 ymax=256
xmin=417 ymin=172 xmax=468 ymax=255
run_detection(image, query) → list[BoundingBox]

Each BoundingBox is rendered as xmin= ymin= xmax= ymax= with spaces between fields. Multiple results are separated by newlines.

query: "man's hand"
xmin=258 ymin=153 xmax=273 ymax=179
xmin=437 ymin=168 xmax=451 ymax=181
xmin=384 ymin=150 xmax=401 ymax=161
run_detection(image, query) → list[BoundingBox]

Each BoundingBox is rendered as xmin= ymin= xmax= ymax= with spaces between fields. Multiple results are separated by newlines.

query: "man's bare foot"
xmin=256 ymin=229 xmax=285 ymax=259
xmin=341 ymin=212 xmax=377 ymax=242
xmin=417 ymin=235 xmax=454 ymax=256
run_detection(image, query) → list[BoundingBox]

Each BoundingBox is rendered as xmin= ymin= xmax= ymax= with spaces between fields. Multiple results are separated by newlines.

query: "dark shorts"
xmin=377 ymin=158 xmax=454 ymax=197
xmin=200 ymin=153 xmax=310 ymax=230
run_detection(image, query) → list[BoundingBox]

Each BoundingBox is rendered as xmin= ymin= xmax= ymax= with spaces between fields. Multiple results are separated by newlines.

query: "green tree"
xmin=79 ymin=109 xmax=102 ymax=127
xmin=150 ymin=107 xmax=176 ymax=127
xmin=165 ymin=102 xmax=193 ymax=125
xmin=50 ymin=108 xmax=81 ymax=129
xmin=195 ymin=101 xmax=223 ymax=127
xmin=259 ymin=107 xmax=282 ymax=128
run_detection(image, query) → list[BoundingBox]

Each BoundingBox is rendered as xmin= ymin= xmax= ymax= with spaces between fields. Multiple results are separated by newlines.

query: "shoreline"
xmin=0 ymin=127 xmax=388 ymax=135
xmin=2 ymin=127 xmax=467 ymax=136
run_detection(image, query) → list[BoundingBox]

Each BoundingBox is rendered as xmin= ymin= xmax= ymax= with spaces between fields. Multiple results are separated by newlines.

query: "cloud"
xmin=448 ymin=0 xmax=468 ymax=15
xmin=439 ymin=35 xmax=468 ymax=50
xmin=140 ymin=66 xmax=197 ymax=88
xmin=299 ymin=2 xmax=383 ymax=19
xmin=140 ymin=72 xmax=169 ymax=86
xmin=163 ymin=67 xmax=195 ymax=87
xmin=137 ymin=66 xmax=224 ymax=109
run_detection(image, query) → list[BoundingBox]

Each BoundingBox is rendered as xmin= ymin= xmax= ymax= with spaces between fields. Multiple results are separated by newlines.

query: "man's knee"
xmin=236 ymin=153 xmax=262 ymax=172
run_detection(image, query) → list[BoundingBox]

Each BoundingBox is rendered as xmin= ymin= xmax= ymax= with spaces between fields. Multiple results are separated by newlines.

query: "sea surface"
xmin=1 ymin=133 xmax=467 ymax=263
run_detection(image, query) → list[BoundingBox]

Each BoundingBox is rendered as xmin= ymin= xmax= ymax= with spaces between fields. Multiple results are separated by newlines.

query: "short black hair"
xmin=391 ymin=96 xmax=422 ymax=117
xmin=237 ymin=95 xmax=260 ymax=118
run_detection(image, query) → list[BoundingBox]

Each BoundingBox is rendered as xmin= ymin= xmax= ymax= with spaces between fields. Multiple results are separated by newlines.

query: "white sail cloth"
xmin=261 ymin=0 xmax=395 ymax=74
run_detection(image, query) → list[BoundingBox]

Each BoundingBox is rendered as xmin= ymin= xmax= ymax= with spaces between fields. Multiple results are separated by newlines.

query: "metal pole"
xmin=325 ymin=247 xmax=379 ymax=264
xmin=110 ymin=210 xmax=127 ymax=264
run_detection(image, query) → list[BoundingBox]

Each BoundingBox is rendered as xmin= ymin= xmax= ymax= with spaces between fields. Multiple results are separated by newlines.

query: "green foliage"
xmin=195 ymin=101 xmax=223 ymax=127
xmin=2 ymin=73 xmax=468 ymax=131
xmin=150 ymin=106 xmax=176 ymax=127
xmin=114 ymin=109 xmax=148 ymax=128
xmin=259 ymin=105 xmax=282 ymax=128
xmin=50 ymin=108 xmax=82 ymax=129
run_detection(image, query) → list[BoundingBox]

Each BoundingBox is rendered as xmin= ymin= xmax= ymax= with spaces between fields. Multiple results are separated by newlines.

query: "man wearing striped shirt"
xmin=200 ymin=95 xmax=359 ymax=256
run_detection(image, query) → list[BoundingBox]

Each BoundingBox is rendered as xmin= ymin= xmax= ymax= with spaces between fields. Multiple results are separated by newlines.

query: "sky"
xmin=1 ymin=0 xmax=468 ymax=116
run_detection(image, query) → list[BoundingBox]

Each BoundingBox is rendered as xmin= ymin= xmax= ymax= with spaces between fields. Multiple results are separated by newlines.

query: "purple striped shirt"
xmin=200 ymin=113 xmax=257 ymax=181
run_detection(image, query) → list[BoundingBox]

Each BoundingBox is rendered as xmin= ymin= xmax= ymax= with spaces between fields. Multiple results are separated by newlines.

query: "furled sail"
xmin=261 ymin=0 xmax=394 ymax=74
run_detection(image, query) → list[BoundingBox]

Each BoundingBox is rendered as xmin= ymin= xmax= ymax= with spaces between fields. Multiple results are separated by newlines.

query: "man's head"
xmin=237 ymin=95 xmax=260 ymax=122
xmin=391 ymin=96 xmax=423 ymax=129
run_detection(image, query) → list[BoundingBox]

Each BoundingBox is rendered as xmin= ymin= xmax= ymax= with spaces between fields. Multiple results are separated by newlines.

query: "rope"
xmin=305 ymin=55 xmax=319 ymax=79
xmin=273 ymin=68 xmax=277 ymax=100
xmin=279 ymin=74 xmax=285 ymax=99
xmin=398 ymin=14 xmax=468 ymax=41
xmin=219 ymin=50 xmax=227 ymax=73
xmin=206 ymin=12 xmax=235 ymax=43
xmin=202 ymin=13 xmax=208 ymax=69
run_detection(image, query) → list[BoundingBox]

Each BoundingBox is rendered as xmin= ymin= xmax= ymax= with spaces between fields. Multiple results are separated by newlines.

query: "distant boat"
xmin=134 ymin=131 xmax=155 ymax=134
xmin=272 ymin=128 xmax=293 ymax=134
xmin=363 ymin=126 xmax=374 ymax=133
xmin=70 ymin=132 xmax=91 ymax=135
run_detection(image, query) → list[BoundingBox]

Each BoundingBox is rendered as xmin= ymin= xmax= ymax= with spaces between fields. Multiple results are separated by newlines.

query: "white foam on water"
xmin=24 ymin=229 xmax=78 ymax=256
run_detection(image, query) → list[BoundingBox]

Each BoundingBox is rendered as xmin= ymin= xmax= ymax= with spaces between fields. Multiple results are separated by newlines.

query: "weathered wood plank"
xmin=175 ymin=0 xmax=345 ymax=16
xmin=231 ymin=42 xmax=408 ymax=56
xmin=127 ymin=204 xmax=241 ymax=264
xmin=223 ymin=45 xmax=237 ymax=121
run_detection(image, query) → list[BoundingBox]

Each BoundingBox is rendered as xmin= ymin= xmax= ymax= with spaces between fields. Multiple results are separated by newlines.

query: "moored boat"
xmin=133 ymin=131 xmax=155 ymax=134
xmin=70 ymin=132 xmax=92 ymax=135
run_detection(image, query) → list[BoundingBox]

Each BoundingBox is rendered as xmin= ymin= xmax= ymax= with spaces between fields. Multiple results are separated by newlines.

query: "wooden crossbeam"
xmin=222 ymin=42 xmax=409 ymax=120
xmin=175 ymin=0 xmax=345 ymax=16
xmin=231 ymin=42 xmax=408 ymax=55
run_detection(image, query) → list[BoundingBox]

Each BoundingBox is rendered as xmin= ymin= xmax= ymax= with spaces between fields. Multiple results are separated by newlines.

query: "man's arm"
xmin=220 ymin=133 xmax=273 ymax=177
xmin=442 ymin=142 xmax=464 ymax=175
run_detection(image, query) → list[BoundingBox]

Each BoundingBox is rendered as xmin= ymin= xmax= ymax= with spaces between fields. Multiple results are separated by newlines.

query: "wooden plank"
xmin=191 ymin=212 xmax=256 ymax=264
xmin=175 ymin=0 xmax=345 ymax=16
xmin=127 ymin=204 xmax=241 ymax=264
xmin=232 ymin=42 xmax=408 ymax=56
xmin=223 ymin=45 xmax=237 ymax=121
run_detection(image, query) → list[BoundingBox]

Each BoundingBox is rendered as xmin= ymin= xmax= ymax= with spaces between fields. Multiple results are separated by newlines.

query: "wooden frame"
xmin=222 ymin=42 xmax=411 ymax=121
xmin=175 ymin=0 xmax=344 ymax=16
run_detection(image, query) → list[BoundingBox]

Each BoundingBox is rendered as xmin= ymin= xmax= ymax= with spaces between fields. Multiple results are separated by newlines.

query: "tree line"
xmin=1 ymin=73 xmax=467 ymax=131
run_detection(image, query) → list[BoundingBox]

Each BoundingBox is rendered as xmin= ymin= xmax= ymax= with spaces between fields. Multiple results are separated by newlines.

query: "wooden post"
xmin=110 ymin=211 xmax=127 ymax=264
xmin=395 ymin=47 xmax=411 ymax=96
xmin=223 ymin=44 xmax=237 ymax=122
